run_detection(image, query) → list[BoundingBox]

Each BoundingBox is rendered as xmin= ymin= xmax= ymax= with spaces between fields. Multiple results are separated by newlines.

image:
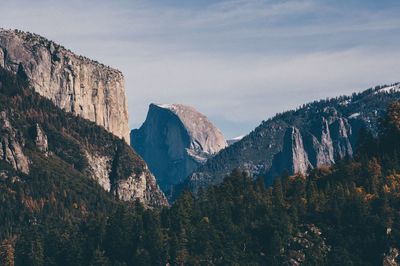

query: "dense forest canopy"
xmin=0 ymin=69 xmax=400 ymax=265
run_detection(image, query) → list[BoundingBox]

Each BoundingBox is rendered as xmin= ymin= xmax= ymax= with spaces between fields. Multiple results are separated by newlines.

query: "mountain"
xmin=131 ymin=103 xmax=227 ymax=191
xmin=0 ymin=29 xmax=130 ymax=143
xmin=227 ymin=135 xmax=245 ymax=145
xmin=5 ymin=100 xmax=399 ymax=265
xmin=1 ymin=60 xmax=399 ymax=265
xmin=0 ymin=67 xmax=167 ymax=208
xmin=182 ymin=84 xmax=400 ymax=193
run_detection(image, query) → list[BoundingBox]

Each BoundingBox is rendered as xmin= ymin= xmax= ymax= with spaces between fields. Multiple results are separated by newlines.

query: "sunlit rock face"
xmin=0 ymin=111 xmax=30 ymax=174
xmin=84 ymin=149 xmax=168 ymax=208
xmin=34 ymin=123 xmax=48 ymax=156
xmin=131 ymin=103 xmax=227 ymax=192
xmin=0 ymin=29 xmax=130 ymax=143
xmin=273 ymin=127 xmax=312 ymax=176
xmin=269 ymin=117 xmax=354 ymax=179
xmin=184 ymin=84 xmax=400 ymax=193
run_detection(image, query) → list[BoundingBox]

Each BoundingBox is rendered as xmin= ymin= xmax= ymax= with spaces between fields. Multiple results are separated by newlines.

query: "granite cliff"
xmin=0 ymin=111 xmax=30 ymax=174
xmin=0 ymin=29 xmax=130 ymax=143
xmin=0 ymin=68 xmax=167 ymax=208
xmin=181 ymin=84 xmax=400 ymax=193
xmin=131 ymin=103 xmax=227 ymax=191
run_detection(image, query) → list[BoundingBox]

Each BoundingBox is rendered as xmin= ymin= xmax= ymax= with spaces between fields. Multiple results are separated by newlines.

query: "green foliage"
xmin=183 ymin=82 xmax=400 ymax=194
xmin=2 ymin=68 xmax=400 ymax=265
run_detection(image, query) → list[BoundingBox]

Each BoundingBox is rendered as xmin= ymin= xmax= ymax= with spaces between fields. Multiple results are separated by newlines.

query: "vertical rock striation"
xmin=0 ymin=29 xmax=130 ymax=143
xmin=272 ymin=127 xmax=312 ymax=176
xmin=131 ymin=103 xmax=227 ymax=192
xmin=269 ymin=117 xmax=354 ymax=178
xmin=183 ymin=84 xmax=400 ymax=194
xmin=34 ymin=123 xmax=48 ymax=156
xmin=0 ymin=111 xmax=30 ymax=174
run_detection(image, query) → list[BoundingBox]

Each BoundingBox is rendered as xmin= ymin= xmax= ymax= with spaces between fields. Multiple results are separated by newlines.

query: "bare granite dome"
xmin=156 ymin=103 xmax=227 ymax=155
xmin=0 ymin=29 xmax=130 ymax=143
xmin=131 ymin=103 xmax=227 ymax=192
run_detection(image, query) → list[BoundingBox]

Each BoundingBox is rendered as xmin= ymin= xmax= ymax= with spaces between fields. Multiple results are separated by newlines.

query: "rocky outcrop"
xmin=310 ymin=118 xmax=335 ymax=167
xmin=85 ymin=151 xmax=112 ymax=192
xmin=131 ymin=103 xmax=227 ymax=191
xmin=114 ymin=165 xmax=168 ymax=207
xmin=287 ymin=127 xmax=311 ymax=174
xmin=0 ymin=111 xmax=29 ymax=174
xmin=330 ymin=118 xmax=353 ymax=159
xmin=182 ymin=83 xmax=400 ymax=194
xmin=0 ymin=110 xmax=167 ymax=208
xmin=384 ymin=248 xmax=399 ymax=266
xmin=271 ymin=127 xmax=312 ymax=176
xmin=270 ymin=117 xmax=355 ymax=178
xmin=0 ymin=29 xmax=130 ymax=143
xmin=282 ymin=224 xmax=330 ymax=265
xmin=85 ymin=149 xmax=168 ymax=208
xmin=34 ymin=123 xmax=48 ymax=155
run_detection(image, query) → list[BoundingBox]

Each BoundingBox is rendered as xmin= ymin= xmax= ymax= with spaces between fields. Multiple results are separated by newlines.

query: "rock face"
xmin=384 ymin=248 xmax=400 ymax=266
xmin=282 ymin=224 xmax=330 ymax=265
xmin=182 ymin=83 xmax=400 ymax=194
xmin=0 ymin=111 xmax=30 ymax=174
xmin=0 ymin=110 xmax=167 ymax=207
xmin=34 ymin=123 xmax=48 ymax=155
xmin=131 ymin=103 xmax=227 ymax=191
xmin=84 ymin=148 xmax=168 ymax=208
xmin=113 ymin=165 xmax=168 ymax=207
xmin=268 ymin=117 xmax=354 ymax=180
xmin=0 ymin=68 xmax=167 ymax=208
xmin=0 ymin=29 xmax=130 ymax=143
xmin=271 ymin=127 xmax=312 ymax=176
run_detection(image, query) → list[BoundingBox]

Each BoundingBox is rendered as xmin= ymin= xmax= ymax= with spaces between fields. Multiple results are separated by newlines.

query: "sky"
xmin=1 ymin=0 xmax=400 ymax=139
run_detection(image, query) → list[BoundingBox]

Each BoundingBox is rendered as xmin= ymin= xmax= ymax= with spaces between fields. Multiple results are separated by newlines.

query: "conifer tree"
xmin=0 ymin=239 xmax=15 ymax=266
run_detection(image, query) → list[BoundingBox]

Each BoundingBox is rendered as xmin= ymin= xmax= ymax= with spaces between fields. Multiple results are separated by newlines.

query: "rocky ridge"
xmin=0 ymin=68 xmax=167 ymax=208
xmin=182 ymin=83 xmax=400 ymax=193
xmin=0 ymin=29 xmax=130 ymax=143
xmin=131 ymin=103 xmax=227 ymax=191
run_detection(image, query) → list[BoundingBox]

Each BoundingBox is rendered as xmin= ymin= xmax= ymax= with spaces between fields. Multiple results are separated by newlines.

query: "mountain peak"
xmin=184 ymin=84 xmax=400 ymax=193
xmin=0 ymin=28 xmax=130 ymax=143
xmin=150 ymin=103 xmax=227 ymax=154
xmin=132 ymin=103 xmax=227 ymax=191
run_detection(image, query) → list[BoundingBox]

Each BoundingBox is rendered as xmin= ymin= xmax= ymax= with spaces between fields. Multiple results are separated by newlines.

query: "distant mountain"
xmin=0 ymin=67 xmax=167 ymax=208
xmin=0 ymin=29 xmax=130 ymax=143
xmin=227 ymin=135 xmax=245 ymax=145
xmin=131 ymin=103 xmax=227 ymax=192
xmin=181 ymin=84 xmax=400 ymax=193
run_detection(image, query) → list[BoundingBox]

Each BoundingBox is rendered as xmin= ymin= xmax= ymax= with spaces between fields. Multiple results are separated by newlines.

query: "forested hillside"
xmin=0 ymin=67 xmax=167 ymax=209
xmin=182 ymin=84 xmax=400 ymax=196
xmin=1 ymin=66 xmax=400 ymax=264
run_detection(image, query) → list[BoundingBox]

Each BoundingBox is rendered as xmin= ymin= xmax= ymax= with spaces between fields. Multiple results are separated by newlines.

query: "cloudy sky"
xmin=1 ymin=0 xmax=400 ymax=138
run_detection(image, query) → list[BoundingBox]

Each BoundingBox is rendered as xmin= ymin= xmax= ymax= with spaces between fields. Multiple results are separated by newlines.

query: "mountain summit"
xmin=181 ymin=84 xmax=400 ymax=193
xmin=0 ymin=29 xmax=130 ymax=143
xmin=131 ymin=103 xmax=227 ymax=191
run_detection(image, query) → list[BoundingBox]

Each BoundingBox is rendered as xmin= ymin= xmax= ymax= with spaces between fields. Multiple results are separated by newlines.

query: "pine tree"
xmin=367 ymin=158 xmax=382 ymax=194
xmin=90 ymin=248 xmax=110 ymax=266
xmin=0 ymin=238 xmax=15 ymax=266
xmin=272 ymin=178 xmax=284 ymax=207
